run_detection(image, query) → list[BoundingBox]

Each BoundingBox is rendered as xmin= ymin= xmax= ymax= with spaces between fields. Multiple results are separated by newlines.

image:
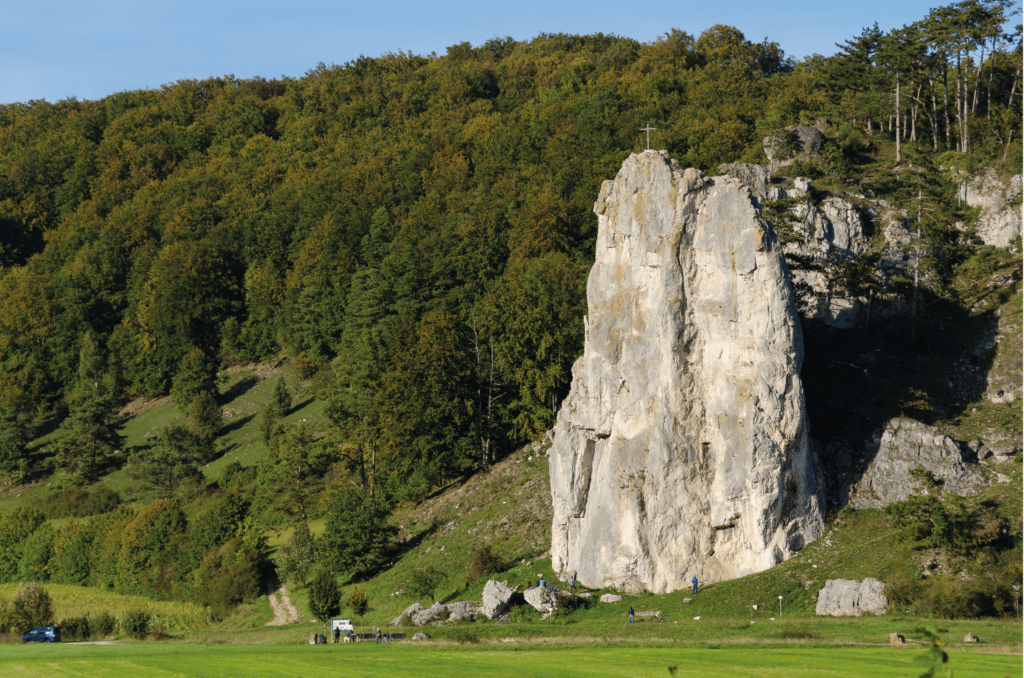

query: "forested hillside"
xmin=0 ymin=0 xmax=1019 ymax=622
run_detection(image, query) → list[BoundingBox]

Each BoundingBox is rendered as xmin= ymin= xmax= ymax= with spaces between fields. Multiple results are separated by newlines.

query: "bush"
xmin=348 ymin=587 xmax=369 ymax=617
xmin=408 ymin=565 xmax=446 ymax=602
xmin=122 ymin=611 xmax=150 ymax=640
xmin=11 ymin=582 xmax=53 ymax=633
xmin=292 ymin=353 xmax=319 ymax=380
xmin=467 ymin=546 xmax=502 ymax=582
xmin=275 ymin=521 xmax=317 ymax=585
xmin=90 ymin=612 xmax=116 ymax=638
xmin=59 ymin=616 xmax=90 ymax=641
xmin=307 ymin=568 xmax=341 ymax=633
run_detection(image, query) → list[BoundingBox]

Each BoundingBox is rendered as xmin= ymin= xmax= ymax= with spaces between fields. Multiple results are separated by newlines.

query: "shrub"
xmin=347 ymin=587 xmax=368 ymax=617
xmin=467 ymin=546 xmax=502 ymax=582
xmin=18 ymin=524 xmax=55 ymax=581
xmin=59 ymin=616 xmax=90 ymax=641
xmin=122 ymin=610 xmax=150 ymax=640
xmin=292 ymin=353 xmax=319 ymax=380
xmin=90 ymin=612 xmax=116 ymax=638
xmin=11 ymin=582 xmax=53 ymax=633
xmin=408 ymin=565 xmax=446 ymax=602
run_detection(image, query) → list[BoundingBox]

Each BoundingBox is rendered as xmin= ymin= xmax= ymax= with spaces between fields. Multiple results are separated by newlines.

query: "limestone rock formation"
xmin=412 ymin=602 xmax=448 ymax=626
xmin=599 ymin=594 xmax=623 ymax=603
xmin=850 ymin=418 xmax=988 ymax=509
xmin=390 ymin=602 xmax=423 ymax=626
xmin=446 ymin=601 xmax=478 ymax=621
xmin=523 ymin=587 xmax=557 ymax=613
xmin=960 ymin=169 xmax=1022 ymax=247
xmin=480 ymin=580 xmax=514 ymax=619
xmin=549 ymin=151 xmax=824 ymax=594
xmin=815 ymin=578 xmax=887 ymax=616
xmin=763 ymin=125 xmax=825 ymax=170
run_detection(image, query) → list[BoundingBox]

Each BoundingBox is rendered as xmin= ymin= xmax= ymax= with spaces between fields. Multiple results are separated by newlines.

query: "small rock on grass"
xmin=599 ymin=594 xmax=623 ymax=603
xmin=964 ymin=633 xmax=979 ymax=643
xmin=502 ymin=637 xmax=515 ymax=643
xmin=889 ymin=633 xmax=906 ymax=644
xmin=412 ymin=632 xmax=430 ymax=641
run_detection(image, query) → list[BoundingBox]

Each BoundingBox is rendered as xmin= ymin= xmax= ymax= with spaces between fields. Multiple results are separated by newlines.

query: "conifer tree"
xmin=171 ymin=347 xmax=219 ymax=410
xmin=51 ymin=335 xmax=125 ymax=485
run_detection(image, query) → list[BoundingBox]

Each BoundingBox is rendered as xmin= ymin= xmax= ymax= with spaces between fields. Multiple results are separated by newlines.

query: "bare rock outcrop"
xmin=548 ymin=151 xmax=824 ymax=594
xmin=523 ymin=587 xmax=558 ymax=613
xmin=389 ymin=602 xmax=423 ymax=626
xmin=412 ymin=602 xmax=448 ymax=626
xmin=480 ymin=580 xmax=514 ymax=619
xmin=815 ymin=578 xmax=887 ymax=616
xmin=850 ymin=419 xmax=987 ymax=509
xmin=763 ymin=125 xmax=825 ymax=170
xmin=960 ymin=169 xmax=1022 ymax=247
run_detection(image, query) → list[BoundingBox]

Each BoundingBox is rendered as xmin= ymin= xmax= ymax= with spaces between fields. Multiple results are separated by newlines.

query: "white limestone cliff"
xmin=549 ymin=151 xmax=824 ymax=594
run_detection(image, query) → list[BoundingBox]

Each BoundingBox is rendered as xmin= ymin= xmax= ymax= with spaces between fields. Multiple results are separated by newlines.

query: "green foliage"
xmin=0 ymin=507 xmax=45 ymax=582
xmin=10 ymin=581 xmax=53 ymax=633
xmin=170 ymin=348 xmax=219 ymax=410
xmin=256 ymin=423 xmax=329 ymax=520
xmin=30 ymin=486 xmax=121 ymax=518
xmin=318 ymin=485 xmax=396 ymax=578
xmin=347 ymin=586 xmax=368 ymax=617
xmin=187 ymin=390 xmax=222 ymax=445
xmin=274 ymin=521 xmax=317 ymax=585
xmin=90 ymin=611 xmax=116 ymax=638
xmin=122 ymin=610 xmax=150 ymax=640
xmin=59 ymin=615 xmax=90 ymax=641
xmin=0 ymin=410 xmax=31 ymax=485
xmin=187 ymin=494 xmax=249 ymax=568
xmin=407 ymin=565 xmax=446 ymax=603
xmin=916 ymin=619 xmax=951 ymax=678
xmin=128 ymin=425 xmax=207 ymax=497
xmin=17 ymin=525 xmax=54 ymax=582
xmin=885 ymin=467 xmax=977 ymax=555
xmin=467 ymin=545 xmax=503 ymax=582
xmin=258 ymin=376 xmax=290 ymax=445
xmin=307 ymin=568 xmax=341 ymax=631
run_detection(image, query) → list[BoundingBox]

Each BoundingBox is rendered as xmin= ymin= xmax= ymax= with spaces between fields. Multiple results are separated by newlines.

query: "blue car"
xmin=22 ymin=626 xmax=60 ymax=643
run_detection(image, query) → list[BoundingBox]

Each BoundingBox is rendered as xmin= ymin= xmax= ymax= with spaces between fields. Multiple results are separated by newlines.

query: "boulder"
xmin=763 ymin=125 xmax=825 ymax=170
xmin=599 ymin=594 xmax=623 ymax=603
xmin=964 ymin=632 xmax=979 ymax=643
xmin=682 ymin=598 xmax=692 ymax=604
xmin=815 ymin=578 xmax=887 ymax=616
xmin=446 ymin=601 xmax=478 ymax=622
xmin=850 ymin=419 xmax=988 ymax=508
xmin=480 ymin=580 xmax=514 ymax=619
xmin=411 ymin=632 xmax=430 ymax=640
xmin=524 ymin=587 xmax=558 ymax=613
xmin=389 ymin=602 xmax=423 ymax=626
xmin=636 ymin=610 xmax=661 ymax=619
xmin=411 ymin=602 xmax=448 ymax=626
xmin=889 ymin=632 xmax=906 ymax=644
xmin=549 ymin=152 xmax=824 ymax=594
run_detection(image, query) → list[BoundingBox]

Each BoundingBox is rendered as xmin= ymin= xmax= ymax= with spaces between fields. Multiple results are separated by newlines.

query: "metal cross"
xmin=639 ymin=123 xmax=657 ymax=150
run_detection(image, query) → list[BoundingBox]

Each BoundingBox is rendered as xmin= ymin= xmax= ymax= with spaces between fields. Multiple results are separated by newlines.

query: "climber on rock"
xmin=617 ymin=376 xmax=629 ymax=393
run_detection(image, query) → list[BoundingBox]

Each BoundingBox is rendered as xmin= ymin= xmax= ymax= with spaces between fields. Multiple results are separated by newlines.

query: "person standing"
xmin=692 ymin=575 xmax=698 ymax=594
xmin=628 ymin=606 xmax=635 ymax=624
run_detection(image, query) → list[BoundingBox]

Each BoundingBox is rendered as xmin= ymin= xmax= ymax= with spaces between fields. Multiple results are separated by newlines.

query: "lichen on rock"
xmin=548 ymin=151 xmax=824 ymax=594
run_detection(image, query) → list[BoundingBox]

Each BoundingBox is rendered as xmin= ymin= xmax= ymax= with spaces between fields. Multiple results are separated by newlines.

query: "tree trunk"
xmin=942 ymin=67 xmax=951 ymax=144
xmin=986 ymin=36 xmax=996 ymax=120
xmin=955 ymin=50 xmax=963 ymax=151
xmin=911 ymin=191 xmax=921 ymax=344
xmin=929 ymin=76 xmax=939 ymax=151
xmin=1009 ymin=61 xmax=1019 ymax=108
xmin=971 ymin=44 xmax=985 ymax=114
xmin=895 ymin=72 xmax=902 ymax=162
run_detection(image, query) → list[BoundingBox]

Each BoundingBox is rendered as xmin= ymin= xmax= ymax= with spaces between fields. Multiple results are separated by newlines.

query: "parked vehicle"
xmin=22 ymin=626 xmax=60 ymax=643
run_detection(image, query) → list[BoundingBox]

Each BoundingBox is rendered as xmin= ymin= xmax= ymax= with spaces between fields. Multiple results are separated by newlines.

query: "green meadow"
xmin=0 ymin=642 xmax=1019 ymax=678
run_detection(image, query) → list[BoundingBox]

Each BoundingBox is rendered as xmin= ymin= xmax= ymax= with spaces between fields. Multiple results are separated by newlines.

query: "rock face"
xmin=850 ymin=419 xmax=988 ymax=509
xmin=412 ymin=602 xmax=448 ymax=626
xmin=815 ymin=578 xmax=887 ymax=616
xmin=960 ymin=169 xmax=1022 ymax=247
xmin=446 ymin=601 xmax=478 ymax=622
xmin=523 ymin=587 xmax=558 ymax=613
xmin=548 ymin=151 xmax=825 ymax=594
xmin=480 ymin=580 xmax=514 ymax=619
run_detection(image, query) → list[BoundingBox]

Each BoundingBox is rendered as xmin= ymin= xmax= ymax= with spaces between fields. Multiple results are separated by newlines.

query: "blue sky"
xmin=1 ymin=0 xmax=970 ymax=103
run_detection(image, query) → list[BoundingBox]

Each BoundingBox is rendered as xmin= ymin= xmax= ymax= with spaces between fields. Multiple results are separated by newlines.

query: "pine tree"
xmin=170 ymin=347 xmax=219 ymax=410
xmin=307 ymin=567 xmax=341 ymax=636
xmin=187 ymin=390 xmax=222 ymax=455
xmin=127 ymin=425 xmax=205 ymax=497
xmin=259 ymin=376 xmax=291 ymax=445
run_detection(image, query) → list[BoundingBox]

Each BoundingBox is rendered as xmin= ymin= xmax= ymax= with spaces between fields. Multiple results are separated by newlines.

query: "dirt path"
xmin=264 ymin=583 xmax=300 ymax=626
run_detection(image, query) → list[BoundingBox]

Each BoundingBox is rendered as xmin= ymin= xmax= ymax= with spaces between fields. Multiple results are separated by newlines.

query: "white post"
xmin=778 ymin=595 xmax=783 ymax=618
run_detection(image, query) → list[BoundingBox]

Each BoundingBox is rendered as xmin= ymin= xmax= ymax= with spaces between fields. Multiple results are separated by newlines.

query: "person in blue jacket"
xmin=692 ymin=575 xmax=698 ymax=593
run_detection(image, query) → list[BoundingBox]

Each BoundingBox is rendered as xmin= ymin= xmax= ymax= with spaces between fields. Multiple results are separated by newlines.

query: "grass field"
xmin=0 ymin=642 xmax=1019 ymax=678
